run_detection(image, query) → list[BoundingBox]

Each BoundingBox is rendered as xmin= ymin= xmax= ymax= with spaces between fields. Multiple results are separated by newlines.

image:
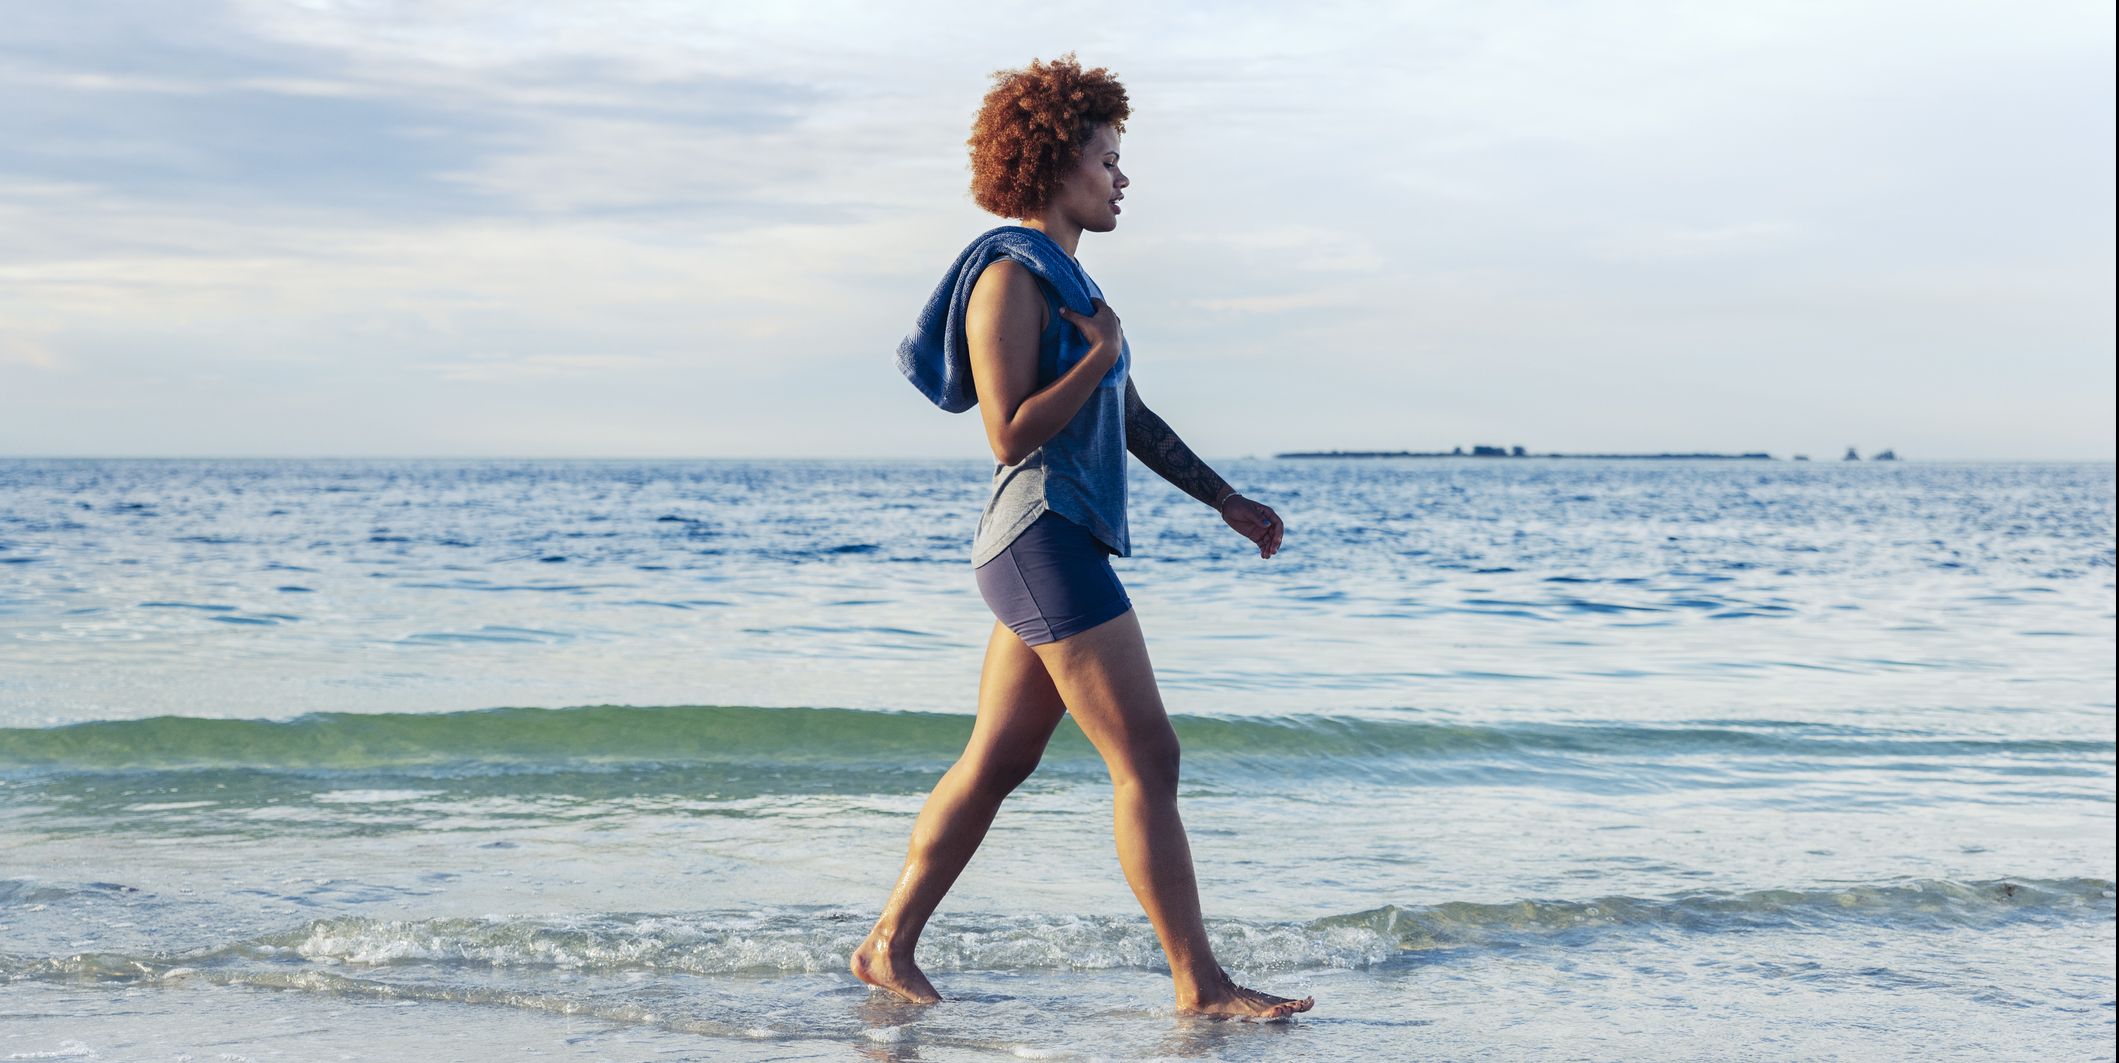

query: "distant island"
xmin=1844 ymin=446 xmax=1898 ymax=461
xmin=1275 ymin=445 xmax=1776 ymax=460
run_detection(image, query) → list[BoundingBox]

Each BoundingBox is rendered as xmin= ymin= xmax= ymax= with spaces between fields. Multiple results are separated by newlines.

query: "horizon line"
xmin=2 ymin=454 xmax=2114 ymax=464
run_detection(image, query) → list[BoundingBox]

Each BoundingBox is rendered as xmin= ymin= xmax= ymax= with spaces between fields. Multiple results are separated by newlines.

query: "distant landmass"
xmin=1275 ymin=445 xmax=1777 ymax=460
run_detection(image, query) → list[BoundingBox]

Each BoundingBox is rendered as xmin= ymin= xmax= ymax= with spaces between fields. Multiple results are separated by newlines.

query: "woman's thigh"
xmin=1027 ymin=607 xmax=1176 ymax=768
xmin=963 ymin=618 xmax=1071 ymax=772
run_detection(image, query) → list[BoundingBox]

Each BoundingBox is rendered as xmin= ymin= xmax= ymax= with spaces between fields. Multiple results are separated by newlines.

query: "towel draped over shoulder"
xmin=894 ymin=224 xmax=1130 ymax=413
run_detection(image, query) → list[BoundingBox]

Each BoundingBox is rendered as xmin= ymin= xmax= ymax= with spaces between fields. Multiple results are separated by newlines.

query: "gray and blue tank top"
xmin=970 ymin=268 xmax=1129 ymax=568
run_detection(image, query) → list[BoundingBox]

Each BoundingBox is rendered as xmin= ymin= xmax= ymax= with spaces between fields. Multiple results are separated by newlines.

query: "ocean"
xmin=0 ymin=457 xmax=2111 ymax=1061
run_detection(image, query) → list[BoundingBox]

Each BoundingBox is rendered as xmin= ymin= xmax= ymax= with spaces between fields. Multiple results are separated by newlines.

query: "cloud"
xmin=0 ymin=331 xmax=65 ymax=371
xmin=1188 ymin=290 xmax=1361 ymax=315
xmin=0 ymin=0 xmax=2110 ymax=459
xmin=415 ymin=352 xmax=669 ymax=383
xmin=1596 ymin=221 xmax=1808 ymax=261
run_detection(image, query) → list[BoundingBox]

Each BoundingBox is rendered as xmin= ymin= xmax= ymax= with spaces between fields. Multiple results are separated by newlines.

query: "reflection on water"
xmin=0 ymin=458 xmax=2110 ymax=1059
xmin=0 ymin=458 xmax=2110 ymax=722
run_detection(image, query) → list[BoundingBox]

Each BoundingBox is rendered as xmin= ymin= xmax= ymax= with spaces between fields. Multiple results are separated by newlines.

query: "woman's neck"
xmin=1016 ymin=216 xmax=1081 ymax=259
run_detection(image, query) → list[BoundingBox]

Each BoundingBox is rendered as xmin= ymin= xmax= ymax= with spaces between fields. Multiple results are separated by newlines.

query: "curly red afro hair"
xmin=966 ymin=52 xmax=1130 ymax=220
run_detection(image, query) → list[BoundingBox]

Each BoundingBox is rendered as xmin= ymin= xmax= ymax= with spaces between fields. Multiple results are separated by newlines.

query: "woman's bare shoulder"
xmin=969 ymin=258 xmax=1049 ymax=332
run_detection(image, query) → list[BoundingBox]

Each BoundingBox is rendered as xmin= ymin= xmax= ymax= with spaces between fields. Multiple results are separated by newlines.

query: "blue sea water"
xmin=0 ymin=457 xmax=2111 ymax=1061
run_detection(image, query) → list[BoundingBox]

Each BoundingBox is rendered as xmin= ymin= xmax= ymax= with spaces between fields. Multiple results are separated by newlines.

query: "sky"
xmin=1 ymin=0 xmax=2112 ymax=460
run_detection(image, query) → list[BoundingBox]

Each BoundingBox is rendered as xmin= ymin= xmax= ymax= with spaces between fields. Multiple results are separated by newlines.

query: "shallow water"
xmin=1 ymin=458 xmax=2112 ymax=1060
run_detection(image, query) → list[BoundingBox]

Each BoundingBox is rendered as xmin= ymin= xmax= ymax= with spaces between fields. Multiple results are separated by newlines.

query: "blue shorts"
xmin=974 ymin=510 xmax=1132 ymax=646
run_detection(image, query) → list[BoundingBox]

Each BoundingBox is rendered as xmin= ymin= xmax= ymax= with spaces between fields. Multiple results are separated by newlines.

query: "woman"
xmin=854 ymin=53 xmax=1309 ymax=1021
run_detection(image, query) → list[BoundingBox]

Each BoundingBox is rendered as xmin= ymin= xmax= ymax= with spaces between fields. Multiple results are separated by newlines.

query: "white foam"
xmin=4 ymin=1040 xmax=97 ymax=1060
xmin=313 ymin=789 xmax=444 ymax=804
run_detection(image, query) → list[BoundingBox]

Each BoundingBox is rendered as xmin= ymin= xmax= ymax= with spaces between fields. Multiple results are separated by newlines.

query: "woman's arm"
xmin=1124 ymin=377 xmax=1233 ymax=507
xmin=1127 ymin=378 xmax=1283 ymax=558
xmin=967 ymin=259 xmax=1116 ymax=465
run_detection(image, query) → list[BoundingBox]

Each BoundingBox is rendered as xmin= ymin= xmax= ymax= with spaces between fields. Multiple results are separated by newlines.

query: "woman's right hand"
xmin=1056 ymin=298 xmax=1123 ymax=368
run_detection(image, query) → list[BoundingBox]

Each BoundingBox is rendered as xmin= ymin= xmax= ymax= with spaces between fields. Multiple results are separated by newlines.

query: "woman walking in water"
xmin=857 ymin=53 xmax=1311 ymax=1021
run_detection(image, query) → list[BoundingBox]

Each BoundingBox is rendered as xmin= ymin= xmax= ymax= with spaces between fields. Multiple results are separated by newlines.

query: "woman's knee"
xmin=959 ymin=750 xmax=1042 ymax=798
xmin=1109 ymin=728 xmax=1181 ymax=795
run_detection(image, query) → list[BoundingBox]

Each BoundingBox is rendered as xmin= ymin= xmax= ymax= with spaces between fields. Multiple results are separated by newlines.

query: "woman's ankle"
xmin=1169 ymin=960 xmax=1229 ymax=1004
xmin=861 ymin=924 xmax=920 ymax=960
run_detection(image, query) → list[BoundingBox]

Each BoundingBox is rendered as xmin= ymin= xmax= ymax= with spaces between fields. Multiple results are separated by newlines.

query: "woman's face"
xmin=1047 ymin=123 xmax=1128 ymax=232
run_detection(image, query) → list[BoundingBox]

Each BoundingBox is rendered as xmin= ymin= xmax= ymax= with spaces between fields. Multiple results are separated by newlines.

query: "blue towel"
xmin=895 ymin=224 xmax=1130 ymax=413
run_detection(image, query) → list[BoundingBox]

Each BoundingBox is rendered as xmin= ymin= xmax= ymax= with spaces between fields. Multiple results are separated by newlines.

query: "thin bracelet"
xmin=1214 ymin=489 xmax=1242 ymax=509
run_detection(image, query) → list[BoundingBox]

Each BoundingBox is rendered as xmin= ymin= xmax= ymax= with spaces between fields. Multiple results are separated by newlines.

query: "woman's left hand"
xmin=1219 ymin=494 xmax=1283 ymax=559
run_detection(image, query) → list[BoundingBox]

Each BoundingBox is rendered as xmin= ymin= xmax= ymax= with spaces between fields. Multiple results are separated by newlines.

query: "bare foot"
xmin=850 ymin=932 xmax=941 ymax=1004
xmin=1177 ymin=966 xmax=1314 ymax=1021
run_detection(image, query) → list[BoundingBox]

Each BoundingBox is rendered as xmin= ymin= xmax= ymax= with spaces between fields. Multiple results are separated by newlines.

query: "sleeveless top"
xmin=969 ymin=269 xmax=1130 ymax=568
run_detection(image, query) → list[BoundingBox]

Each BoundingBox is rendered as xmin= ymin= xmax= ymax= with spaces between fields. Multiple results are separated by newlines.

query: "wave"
xmin=3 ymin=706 xmax=2106 ymax=834
xmin=2 ymin=703 xmax=2107 ymax=775
xmin=7 ymin=876 xmax=2110 ymax=981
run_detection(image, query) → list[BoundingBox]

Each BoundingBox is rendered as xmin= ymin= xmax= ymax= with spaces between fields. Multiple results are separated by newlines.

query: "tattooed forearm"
xmin=1124 ymin=379 xmax=1233 ymax=509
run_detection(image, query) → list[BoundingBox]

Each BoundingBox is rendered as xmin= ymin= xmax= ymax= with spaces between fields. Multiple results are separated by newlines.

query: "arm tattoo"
xmin=1124 ymin=378 xmax=1233 ymax=509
